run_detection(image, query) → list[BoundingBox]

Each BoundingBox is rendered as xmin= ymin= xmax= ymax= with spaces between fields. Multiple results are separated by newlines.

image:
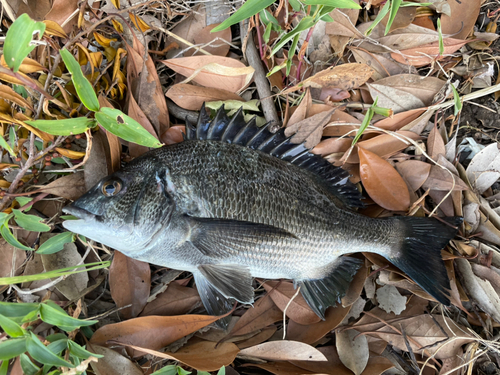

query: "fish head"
xmin=62 ymin=158 xmax=174 ymax=252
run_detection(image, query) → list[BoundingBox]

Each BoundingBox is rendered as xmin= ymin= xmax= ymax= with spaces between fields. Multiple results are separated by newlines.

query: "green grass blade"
xmin=211 ymin=0 xmax=276 ymax=32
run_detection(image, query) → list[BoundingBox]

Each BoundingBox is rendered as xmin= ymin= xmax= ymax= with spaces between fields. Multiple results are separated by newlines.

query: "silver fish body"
xmin=63 ymin=107 xmax=460 ymax=323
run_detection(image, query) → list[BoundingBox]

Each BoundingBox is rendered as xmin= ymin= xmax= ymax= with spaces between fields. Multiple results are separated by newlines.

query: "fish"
xmin=62 ymin=105 xmax=461 ymax=326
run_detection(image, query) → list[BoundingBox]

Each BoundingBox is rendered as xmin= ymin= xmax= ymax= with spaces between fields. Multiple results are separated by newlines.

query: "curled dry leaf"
xmin=285 ymin=108 xmax=336 ymax=148
xmin=286 ymin=89 xmax=312 ymax=127
xmin=90 ymin=314 xmax=226 ymax=356
xmin=336 ymin=329 xmax=369 ymax=375
xmin=239 ymin=340 xmax=327 ymax=362
xmin=262 ymin=281 xmax=321 ymax=325
xmin=109 ymin=251 xmax=151 ymax=319
xmin=283 ymin=63 xmax=373 ymax=95
xmin=166 ymin=83 xmax=243 ymax=111
xmin=358 ymin=147 xmax=410 ymax=211
xmin=395 ymin=160 xmax=431 ymax=192
xmin=161 ymin=56 xmax=254 ymax=93
xmin=312 ymin=137 xmax=351 ymax=157
xmin=427 ymin=124 xmax=446 ymax=160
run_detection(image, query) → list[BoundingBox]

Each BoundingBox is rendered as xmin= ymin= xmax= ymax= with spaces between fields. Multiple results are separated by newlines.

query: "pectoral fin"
xmin=188 ymin=217 xmax=298 ymax=257
xmin=299 ymin=257 xmax=363 ymax=319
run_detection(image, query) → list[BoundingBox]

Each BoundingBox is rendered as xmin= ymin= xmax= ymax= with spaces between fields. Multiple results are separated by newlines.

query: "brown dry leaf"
xmin=286 ymin=88 xmax=312 ymax=127
xmin=88 ymin=344 xmax=143 ymax=375
xmin=336 ymin=329 xmax=369 ymax=375
xmin=237 ymin=326 xmax=277 ymax=349
xmin=0 ymin=85 xmax=33 ymax=110
xmin=374 ymin=108 xmax=427 ymax=131
xmin=0 ymin=238 xmax=26 ymax=278
xmin=126 ymin=36 xmax=169 ymax=138
xmin=358 ymin=147 xmax=410 ymax=211
xmin=395 ymin=160 xmax=431 ymax=191
xmin=312 ymin=137 xmax=351 ymax=157
xmin=262 ymin=281 xmax=321 ymax=325
xmin=368 ymin=314 xmax=474 ymax=359
xmin=155 ymin=341 xmax=239 ymax=371
xmin=391 ymin=38 xmax=470 ymax=67
xmin=40 ymin=172 xmax=86 ymax=200
xmin=239 ymin=340 xmax=327 ymax=362
xmin=161 ymin=56 xmax=253 ymax=93
xmin=44 ymin=0 xmax=79 ymax=33
xmin=285 ymin=108 xmax=336 ymax=148
xmin=371 ymin=74 xmax=445 ymax=106
xmin=421 ymin=165 xmax=469 ymax=191
xmin=246 ymin=361 xmax=316 ymax=375
xmin=440 ymin=0 xmax=481 ymax=40
xmin=161 ymin=125 xmax=186 ymax=145
xmin=166 ymin=83 xmax=243 ymax=111
xmin=325 ymin=6 xmax=361 ymax=38
xmin=347 ymin=131 xmax=420 ymax=164
xmin=368 ymin=83 xmax=424 ymax=113
xmin=342 ymin=261 xmax=369 ymax=306
xmin=427 ymin=124 xmax=446 ymax=160
xmin=193 ymin=24 xmax=232 ymax=56
xmin=84 ymin=129 xmax=111 ymax=190
xmin=228 ymin=295 xmax=282 ymax=337
xmin=350 ymin=48 xmax=408 ymax=81
xmin=381 ymin=6 xmax=415 ymax=33
xmin=90 ymin=314 xmax=226 ymax=356
xmin=286 ymin=304 xmax=351 ymax=344
xmin=109 ymin=251 xmax=151 ymax=319
xmin=54 ymin=147 xmax=85 ymax=160
xmin=98 ymin=94 xmax=121 ymax=173
xmin=283 ymin=63 xmax=373 ymax=95
xmin=140 ymin=283 xmax=200 ymax=316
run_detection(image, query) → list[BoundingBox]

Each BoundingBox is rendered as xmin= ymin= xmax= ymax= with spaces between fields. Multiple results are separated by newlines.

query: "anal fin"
xmin=299 ymin=257 xmax=363 ymax=319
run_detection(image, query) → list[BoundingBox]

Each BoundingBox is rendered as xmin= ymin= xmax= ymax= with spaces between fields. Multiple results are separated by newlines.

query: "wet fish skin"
xmin=63 ymin=107 xmax=460 ymax=324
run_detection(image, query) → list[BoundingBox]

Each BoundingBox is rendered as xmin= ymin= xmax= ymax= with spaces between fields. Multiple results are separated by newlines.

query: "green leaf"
xmin=15 ymin=197 xmax=34 ymax=208
xmin=13 ymin=209 xmax=50 ymax=232
xmin=303 ymin=0 xmax=361 ymax=8
xmin=205 ymin=99 xmax=260 ymax=112
xmin=39 ymin=303 xmax=97 ymax=331
xmin=47 ymin=338 xmax=68 ymax=356
xmin=95 ymin=107 xmax=162 ymax=148
xmin=365 ymin=0 xmax=390 ymax=36
xmin=20 ymin=353 xmax=40 ymax=375
xmin=352 ymin=97 xmax=378 ymax=146
xmin=0 ymin=314 xmax=25 ymax=337
xmin=0 ymin=261 xmax=111 ymax=286
xmin=217 ymin=367 xmax=226 ymax=375
xmin=1 ymin=220 xmax=33 ymax=251
xmin=24 ymin=117 xmax=96 ymax=136
xmin=37 ymin=232 xmax=75 ymax=255
xmin=177 ymin=368 xmax=191 ymax=375
xmin=287 ymin=34 xmax=301 ymax=76
xmin=451 ymin=84 xmax=462 ymax=115
xmin=263 ymin=22 xmax=272 ymax=43
xmin=437 ymin=18 xmax=444 ymax=56
xmin=26 ymin=332 xmax=75 ymax=368
xmin=4 ymin=13 xmax=46 ymax=72
xmin=0 ymin=301 xmax=39 ymax=319
xmin=68 ymin=341 xmax=103 ymax=359
xmin=60 ymin=49 xmax=100 ymax=112
xmin=0 ymin=359 xmax=9 ymax=375
xmin=289 ymin=0 xmax=302 ymax=10
xmin=271 ymin=16 xmax=316 ymax=56
xmin=0 ymin=337 xmax=27 ymax=360
xmin=259 ymin=9 xmax=279 ymax=26
xmin=385 ymin=0 xmax=402 ymax=35
xmin=0 ymin=135 xmax=15 ymax=158
xmin=211 ymin=0 xmax=276 ymax=32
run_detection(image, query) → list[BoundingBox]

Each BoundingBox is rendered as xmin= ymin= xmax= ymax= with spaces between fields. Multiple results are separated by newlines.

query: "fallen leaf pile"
xmin=2 ymin=0 xmax=500 ymax=374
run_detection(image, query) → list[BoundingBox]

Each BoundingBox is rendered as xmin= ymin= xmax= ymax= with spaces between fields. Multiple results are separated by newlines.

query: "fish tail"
xmin=386 ymin=216 xmax=462 ymax=305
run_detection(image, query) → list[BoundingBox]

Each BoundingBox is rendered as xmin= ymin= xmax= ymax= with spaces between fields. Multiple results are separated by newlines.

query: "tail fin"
xmin=387 ymin=216 xmax=462 ymax=305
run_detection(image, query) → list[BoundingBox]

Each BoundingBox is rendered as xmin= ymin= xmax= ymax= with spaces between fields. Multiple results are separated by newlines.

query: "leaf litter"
xmin=2 ymin=0 xmax=500 ymax=374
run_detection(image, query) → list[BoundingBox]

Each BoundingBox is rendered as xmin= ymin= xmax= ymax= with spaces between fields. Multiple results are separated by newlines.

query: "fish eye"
xmin=101 ymin=179 xmax=122 ymax=197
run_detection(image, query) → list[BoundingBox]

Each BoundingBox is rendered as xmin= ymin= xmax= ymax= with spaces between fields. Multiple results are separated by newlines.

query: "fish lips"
xmin=62 ymin=204 xmax=98 ymax=233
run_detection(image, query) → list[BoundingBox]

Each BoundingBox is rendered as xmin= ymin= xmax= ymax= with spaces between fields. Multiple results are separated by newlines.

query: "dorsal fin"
xmin=184 ymin=106 xmax=363 ymax=208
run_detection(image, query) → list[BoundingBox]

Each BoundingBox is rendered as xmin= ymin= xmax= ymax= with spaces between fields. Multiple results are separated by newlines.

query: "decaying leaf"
xmin=336 ymin=329 xmax=369 ymax=375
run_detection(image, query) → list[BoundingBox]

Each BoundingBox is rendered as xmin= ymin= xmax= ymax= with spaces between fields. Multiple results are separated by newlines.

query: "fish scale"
xmin=63 ymin=105 xmax=461 ymax=327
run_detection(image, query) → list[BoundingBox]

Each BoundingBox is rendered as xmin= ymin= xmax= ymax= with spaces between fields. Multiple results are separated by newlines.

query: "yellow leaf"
xmin=77 ymin=43 xmax=90 ymax=67
xmin=111 ymin=19 xmax=123 ymax=33
xmin=0 ymin=164 xmax=19 ymax=170
xmin=0 ymin=55 xmax=45 ymax=74
xmin=112 ymin=48 xmax=127 ymax=82
xmin=0 ymin=85 xmax=33 ymax=110
xmin=129 ymin=13 xmax=150 ymax=32
xmin=110 ymin=0 xmax=120 ymax=9
xmin=103 ymin=46 xmax=117 ymax=62
xmin=93 ymin=32 xmax=117 ymax=48
xmin=89 ymin=52 xmax=103 ymax=70
xmin=55 ymin=147 xmax=86 ymax=159
xmin=43 ymin=20 xmax=67 ymax=38
xmin=0 ymin=179 xmax=11 ymax=188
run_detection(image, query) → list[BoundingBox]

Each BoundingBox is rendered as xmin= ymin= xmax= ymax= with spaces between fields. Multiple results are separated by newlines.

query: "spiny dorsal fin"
xmin=185 ymin=105 xmax=363 ymax=208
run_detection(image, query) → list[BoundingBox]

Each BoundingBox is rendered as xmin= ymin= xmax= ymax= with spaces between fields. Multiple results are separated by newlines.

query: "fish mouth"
xmin=62 ymin=204 xmax=96 ymax=221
